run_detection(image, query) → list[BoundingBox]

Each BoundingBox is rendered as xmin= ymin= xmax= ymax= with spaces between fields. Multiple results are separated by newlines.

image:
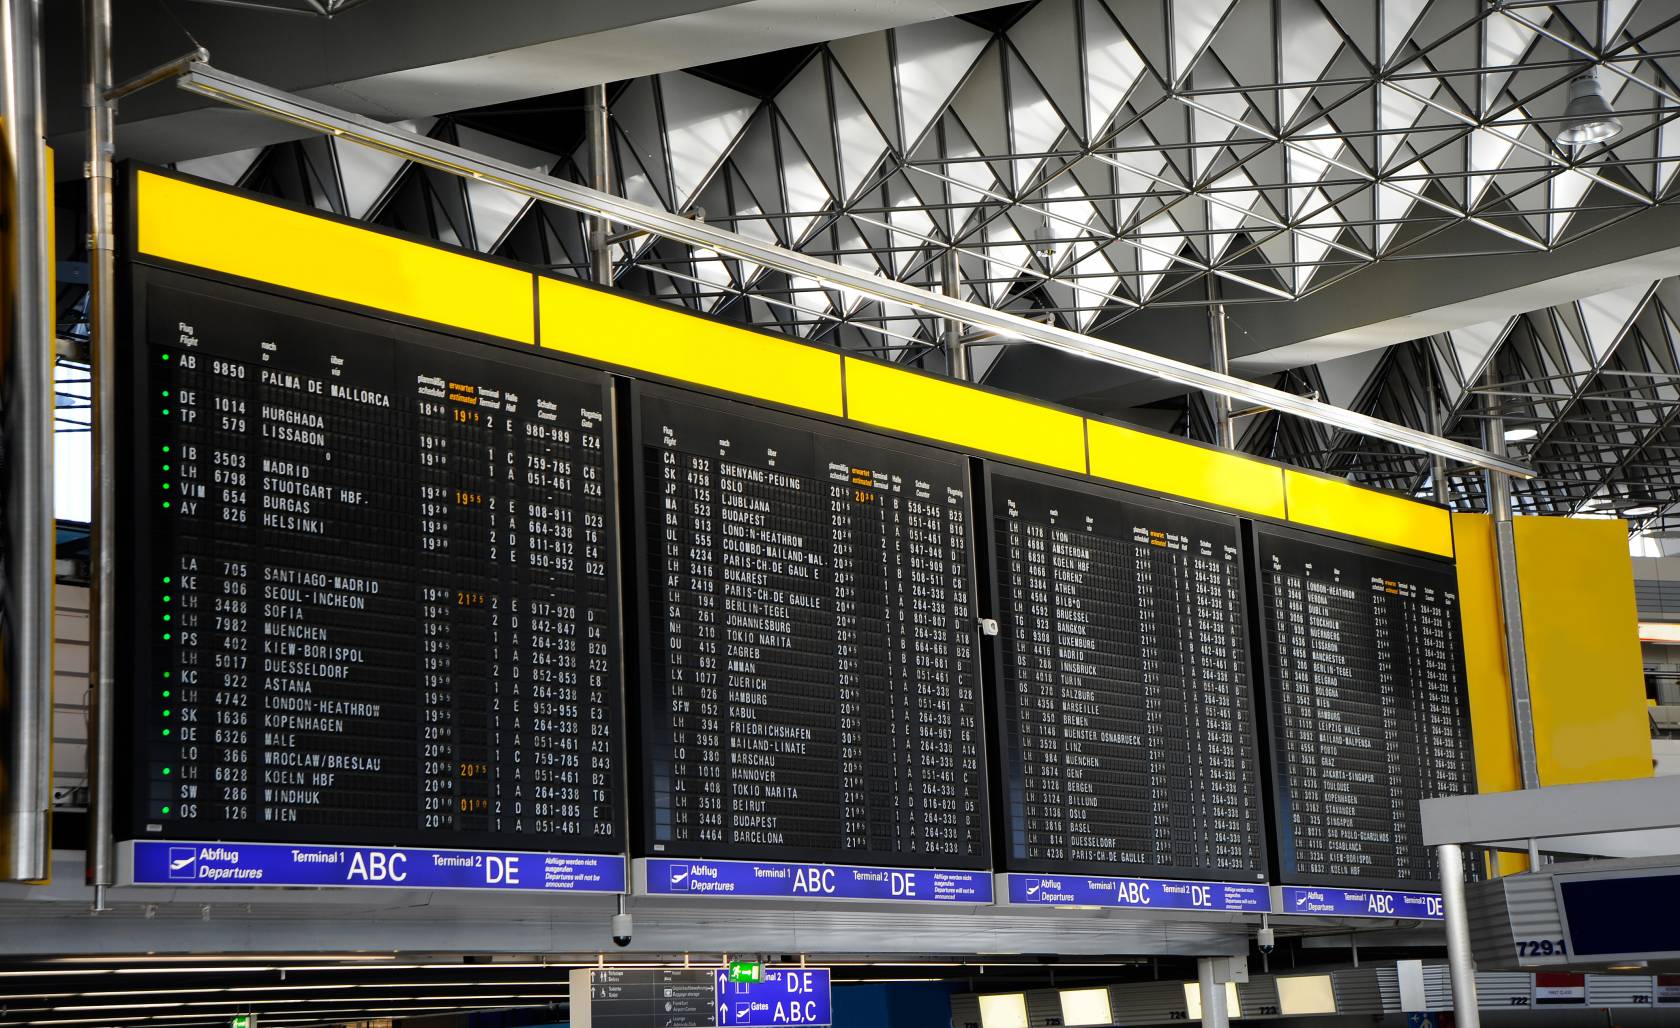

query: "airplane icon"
xmin=669 ymin=865 xmax=690 ymax=890
xmin=166 ymin=847 xmax=197 ymax=880
xmin=1026 ymin=881 xmax=1041 ymax=896
xmin=1295 ymin=893 xmax=1310 ymax=908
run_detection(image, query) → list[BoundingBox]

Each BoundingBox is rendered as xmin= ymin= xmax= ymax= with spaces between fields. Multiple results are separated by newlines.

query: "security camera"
xmin=1257 ymin=926 xmax=1275 ymax=955
xmin=611 ymin=911 xmax=633 ymax=948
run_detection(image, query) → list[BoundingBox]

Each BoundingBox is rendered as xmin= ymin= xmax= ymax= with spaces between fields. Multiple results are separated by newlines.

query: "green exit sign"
xmin=231 ymin=1016 xmax=256 ymax=1028
xmin=727 ymin=961 xmax=764 ymax=984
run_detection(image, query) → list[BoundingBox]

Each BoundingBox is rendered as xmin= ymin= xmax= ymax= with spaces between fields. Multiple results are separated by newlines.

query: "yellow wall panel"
xmin=1513 ymin=516 xmax=1653 ymax=785
xmin=538 ymin=276 xmax=843 ymax=417
xmin=1086 ymin=419 xmax=1285 ymax=519
xmin=1282 ymin=470 xmax=1454 ymax=557
xmin=842 ymin=357 xmax=1086 ymax=472
xmin=137 ymin=171 xmax=535 ymax=344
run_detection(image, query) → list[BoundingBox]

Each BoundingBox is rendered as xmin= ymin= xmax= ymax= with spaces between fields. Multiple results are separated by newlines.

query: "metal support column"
xmin=1196 ymin=958 xmax=1230 ymax=1028
xmin=1428 ymin=365 xmax=1448 ymax=505
xmin=84 ymin=0 xmax=117 ymax=903
xmin=0 ymin=0 xmax=54 ymax=883
xmin=1208 ymin=302 xmax=1234 ymax=450
xmin=1483 ymin=372 xmax=1540 ymax=790
xmin=586 ymin=83 xmax=612 ymax=286
xmin=1437 ymin=843 xmax=1481 ymax=1028
xmin=941 ymin=249 xmax=967 ymax=381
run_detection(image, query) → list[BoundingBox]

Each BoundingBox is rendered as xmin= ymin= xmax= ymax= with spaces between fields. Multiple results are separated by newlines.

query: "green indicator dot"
xmin=162 ymin=768 xmax=171 ymax=776
xmin=163 ymin=576 xmax=172 ymax=584
xmin=162 ymin=483 xmax=171 ymax=490
xmin=162 ymin=614 xmax=171 ymax=622
xmin=162 ymin=633 xmax=172 ymax=641
xmin=162 ymin=501 xmax=171 ymax=509
xmin=162 ymin=671 xmax=171 ymax=678
xmin=162 ymin=464 xmax=171 ymax=472
xmin=161 ymin=728 xmax=171 ymax=737
xmin=161 ymin=390 xmax=170 ymax=397
xmin=162 ymin=690 xmax=170 ymax=698
xmin=161 ymin=408 xmax=170 ymax=416
xmin=161 ymin=353 xmax=171 ymax=361
xmin=163 ymin=595 xmax=172 ymax=603
xmin=162 ymin=445 xmax=171 ymax=454
xmin=161 ymin=805 xmax=171 ymax=814
xmin=162 ymin=710 xmax=171 ymax=717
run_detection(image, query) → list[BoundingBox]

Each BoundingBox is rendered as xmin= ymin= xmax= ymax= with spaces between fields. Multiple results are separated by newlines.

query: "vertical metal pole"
xmin=1196 ymin=958 xmax=1229 ymax=1028
xmin=586 ymin=83 xmax=612 ymax=286
xmin=1209 ymin=302 xmax=1234 ymax=450
xmin=0 ymin=0 xmax=54 ymax=883
xmin=85 ymin=0 xmax=117 ymax=903
xmin=1428 ymin=361 xmax=1448 ymax=505
xmin=1483 ymin=371 xmax=1541 ymax=791
xmin=1437 ymin=843 xmax=1482 ymax=1028
xmin=941 ymin=249 xmax=967 ymax=381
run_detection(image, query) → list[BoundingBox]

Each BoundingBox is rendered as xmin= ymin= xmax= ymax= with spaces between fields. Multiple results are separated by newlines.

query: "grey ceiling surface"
xmin=53 ymin=0 xmax=1680 ymax=539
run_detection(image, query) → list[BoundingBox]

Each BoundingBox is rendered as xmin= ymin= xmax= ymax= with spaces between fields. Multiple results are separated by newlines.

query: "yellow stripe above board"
xmin=538 ymin=276 xmax=844 ymax=418
xmin=135 ymin=171 xmax=536 ymax=345
xmin=1282 ymin=470 xmax=1454 ymax=558
xmin=1086 ymin=419 xmax=1286 ymax=520
xmin=137 ymin=170 xmax=1457 ymax=555
xmin=841 ymin=358 xmax=1087 ymax=474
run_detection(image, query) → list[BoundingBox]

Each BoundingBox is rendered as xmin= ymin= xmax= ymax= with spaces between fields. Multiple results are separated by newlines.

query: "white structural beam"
xmin=174 ymin=63 xmax=1533 ymax=480
xmin=1421 ymin=776 xmax=1680 ymax=849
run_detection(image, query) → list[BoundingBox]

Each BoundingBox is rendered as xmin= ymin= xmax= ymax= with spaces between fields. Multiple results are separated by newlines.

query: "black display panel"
xmin=631 ymin=383 xmax=988 ymax=868
xmin=1253 ymin=524 xmax=1475 ymax=889
xmin=984 ymin=465 xmax=1268 ymax=881
xmin=118 ymin=268 xmax=624 ymax=852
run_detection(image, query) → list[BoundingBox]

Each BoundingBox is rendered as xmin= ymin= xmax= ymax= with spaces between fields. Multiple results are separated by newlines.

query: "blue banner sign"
xmin=1001 ymin=873 xmax=1270 ymax=913
xmin=714 ymin=968 xmax=832 ymax=1027
xmin=1278 ymin=885 xmax=1444 ymax=919
xmin=640 ymin=858 xmax=992 ymax=903
xmin=126 ymin=840 xmax=625 ymax=893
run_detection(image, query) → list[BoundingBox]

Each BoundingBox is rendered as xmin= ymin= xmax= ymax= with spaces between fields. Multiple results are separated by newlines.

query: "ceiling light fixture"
xmin=1503 ymin=427 xmax=1538 ymax=442
xmin=1558 ymin=69 xmax=1623 ymax=146
xmin=1623 ymin=505 xmax=1659 ymax=517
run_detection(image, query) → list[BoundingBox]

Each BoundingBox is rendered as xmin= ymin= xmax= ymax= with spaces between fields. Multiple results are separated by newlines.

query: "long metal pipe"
xmin=1437 ymin=843 xmax=1482 ymax=1028
xmin=0 ymin=0 xmax=54 ymax=883
xmin=586 ymin=83 xmax=611 ymax=286
xmin=1483 ymin=372 xmax=1541 ymax=791
xmin=84 ymin=0 xmax=117 ymax=901
xmin=172 ymin=62 xmax=1532 ymax=479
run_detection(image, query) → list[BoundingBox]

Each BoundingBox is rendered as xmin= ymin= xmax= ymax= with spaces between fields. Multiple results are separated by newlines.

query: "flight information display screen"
xmin=1254 ymin=524 xmax=1475 ymax=889
xmin=632 ymin=384 xmax=988 ymax=868
xmin=118 ymin=271 xmax=624 ymax=853
xmin=985 ymin=465 xmax=1267 ymax=881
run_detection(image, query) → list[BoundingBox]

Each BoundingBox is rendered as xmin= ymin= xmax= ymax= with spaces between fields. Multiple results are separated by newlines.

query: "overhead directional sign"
xmin=714 ymin=968 xmax=831 ymax=1027
xmin=1001 ymin=873 xmax=1269 ymax=913
xmin=639 ymin=857 xmax=992 ymax=903
xmin=1275 ymin=885 xmax=1444 ymax=920
xmin=124 ymin=840 xmax=625 ymax=893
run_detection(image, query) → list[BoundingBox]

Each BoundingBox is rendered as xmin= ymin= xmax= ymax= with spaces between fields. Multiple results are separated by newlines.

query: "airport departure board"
xmin=1254 ymin=525 xmax=1475 ymax=889
xmin=633 ymin=384 xmax=988 ymax=868
xmin=119 ymin=272 xmax=624 ymax=852
xmin=985 ymin=466 xmax=1267 ymax=881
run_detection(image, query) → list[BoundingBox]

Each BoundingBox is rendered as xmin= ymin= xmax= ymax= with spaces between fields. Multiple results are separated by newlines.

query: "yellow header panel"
xmin=1086 ymin=419 xmax=1285 ymax=519
xmin=538 ymin=276 xmax=843 ymax=417
xmin=136 ymin=171 xmax=535 ymax=344
xmin=842 ymin=358 xmax=1086 ymax=473
xmin=1513 ymin=516 xmax=1653 ymax=786
xmin=1282 ymin=470 xmax=1454 ymax=557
